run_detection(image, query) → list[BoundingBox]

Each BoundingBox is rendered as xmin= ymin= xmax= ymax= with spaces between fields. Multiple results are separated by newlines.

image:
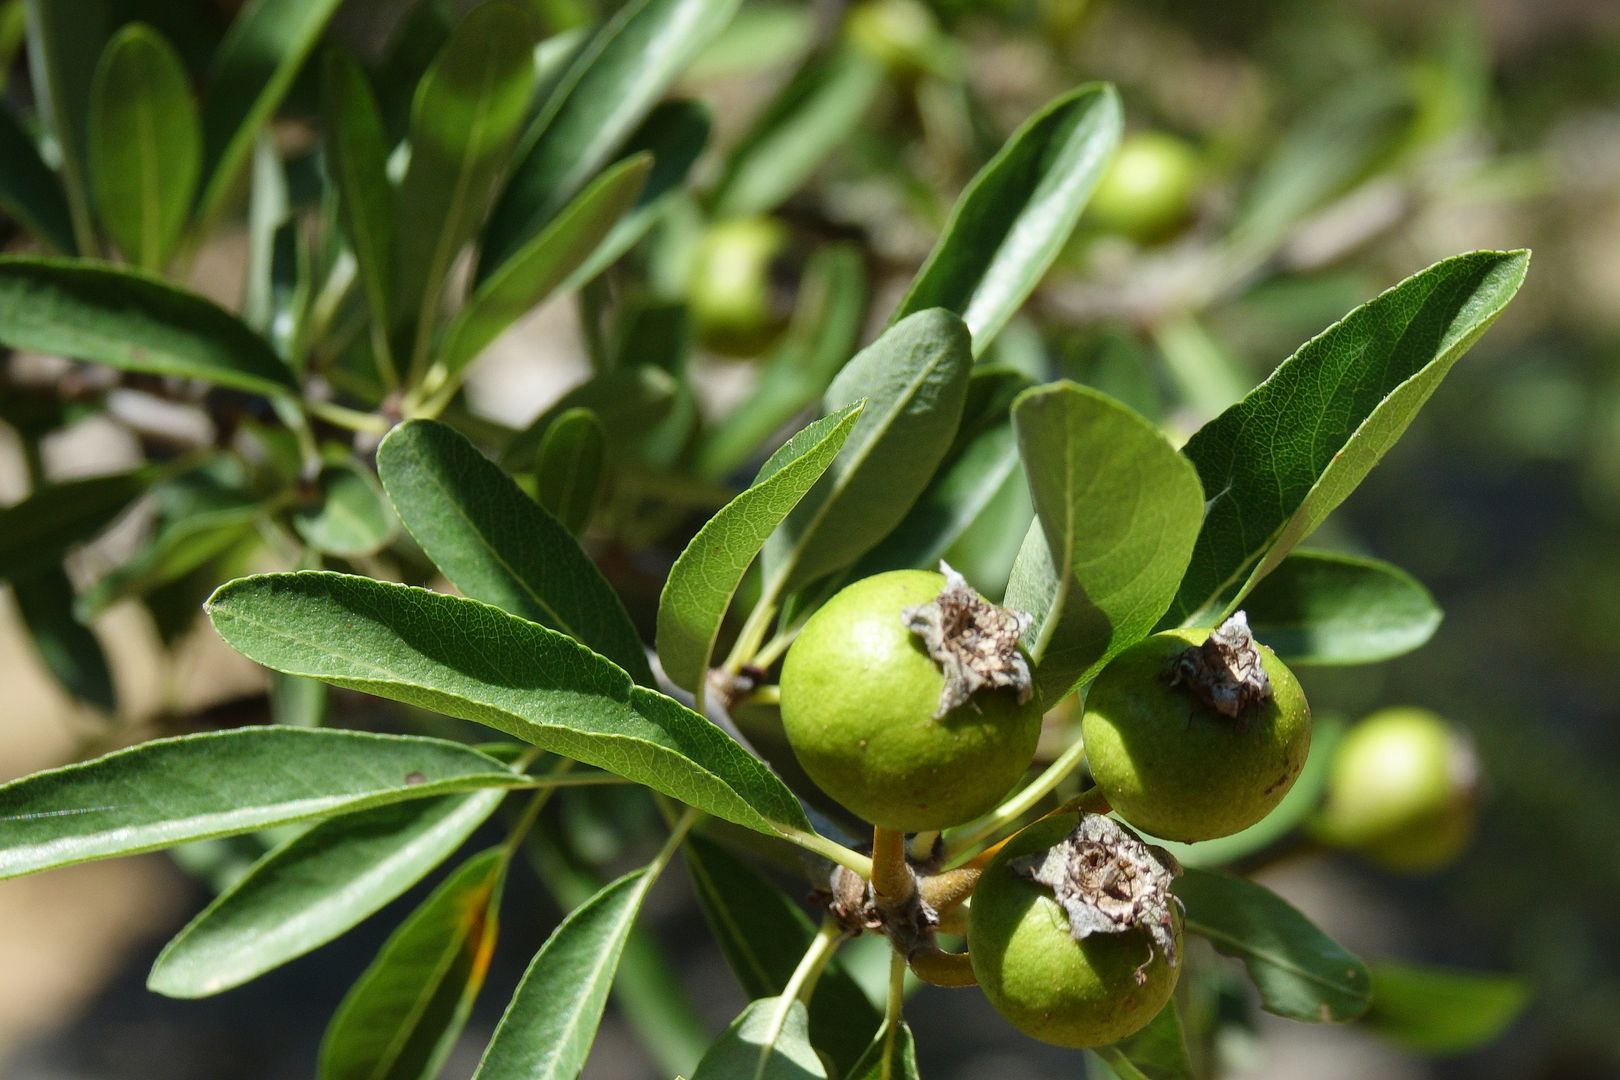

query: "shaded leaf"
xmin=504 ymin=365 xmax=678 ymax=467
xmin=1362 ymin=962 xmax=1527 ymax=1055
xmin=81 ymin=497 xmax=260 ymax=616
xmin=12 ymin=565 xmax=116 ymax=713
xmin=22 ymin=0 xmax=107 ymax=248
xmin=292 ymin=460 xmax=397 ymax=559
xmin=848 ymin=1020 xmax=918 ymax=1080
xmin=1089 ymin=1000 xmax=1192 ymax=1080
xmin=1241 ymin=550 xmax=1441 ymax=666
xmin=0 ymin=103 xmax=74 ymax=252
xmin=0 ymin=466 xmax=156 ymax=582
xmin=323 ymin=49 xmax=396 ymax=336
xmin=692 ymin=996 xmax=827 ymax=1080
xmin=533 ymin=406 xmax=607 ymax=535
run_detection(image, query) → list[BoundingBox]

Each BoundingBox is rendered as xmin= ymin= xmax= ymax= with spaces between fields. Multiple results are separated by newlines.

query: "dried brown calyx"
xmin=903 ymin=562 xmax=1033 ymax=718
xmin=1010 ymin=814 xmax=1182 ymax=984
xmin=822 ymin=863 xmax=938 ymax=958
xmin=1166 ymin=610 xmax=1272 ymax=719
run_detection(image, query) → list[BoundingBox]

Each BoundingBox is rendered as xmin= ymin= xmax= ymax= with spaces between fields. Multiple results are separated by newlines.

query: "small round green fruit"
xmin=1313 ymin=708 xmax=1478 ymax=872
xmin=1081 ymin=625 xmax=1311 ymax=842
xmin=1087 ymin=131 xmax=1202 ymax=244
xmin=779 ymin=570 xmax=1043 ymax=832
xmin=969 ymin=815 xmax=1182 ymax=1048
xmin=845 ymin=0 xmax=939 ymax=74
xmin=687 ymin=217 xmax=791 ymax=355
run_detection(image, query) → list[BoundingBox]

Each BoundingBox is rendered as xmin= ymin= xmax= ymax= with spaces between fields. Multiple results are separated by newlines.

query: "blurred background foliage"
xmin=0 ymin=0 xmax=1616 ymax=1077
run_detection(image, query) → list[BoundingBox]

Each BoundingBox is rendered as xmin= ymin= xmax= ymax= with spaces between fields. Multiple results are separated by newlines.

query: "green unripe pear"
xmin=845 ymin=0 xmax=939 ymax=75
xmin=687 ymin=217 xmax=791 ymax=355
xmin=969 ymin=815 xmax=1182 ymax=1048
xmin=779 ymin=570 xmax=1044 ymax=832
xmin=1086 ymin=131 xmax=1202 ymax=244
xmin=1082 ymin=626 xmax=1312 ymax=842
xmin=1312 ymin=708 xmax=1478 ymax=872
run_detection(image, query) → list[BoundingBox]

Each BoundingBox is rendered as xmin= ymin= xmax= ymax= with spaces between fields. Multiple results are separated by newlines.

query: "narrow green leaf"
xmin=0 ymin=466 xmax=156 ymax=582
xmin=1177 ymin=867 xmax=1372 ymax=1023
xmin=393 ymin=1 xmax=538 ymax=351
xmin=436 ymin=153 xmax=649 ymax=379
xmin=533 ymin=407 xmax=607 ymax=534
xmin=892 ymin=83 xmax=1122 ymax=353
xmin=0 ymin=728 xmax=529 ymax=880
xmin=151 ymin=790 xmax=506 ymax=998
xmin=292 ymin=460 xmax=398 ymax=559
xmin=471 ymin=866 xmax=655 ymax=1079
xmin=693 ymin=996 xmax=827 ymax=1080
xmin=0 ymin=103 xmax=74 ymax=252
xmin=242 ymin=132 xmax=289 ymax=333
xmin=206 ymin=572 xmax=812 ymax=839
xmin=711 ymin=44 xmax=882 ymax=217
xmin=376 ymin=419 xmax=651 ymax=683
xmin=683 ymin=834 xmax=880 ymax=1075
xmin=319 ymin=848 xmax=505 ymax=1080
xmin=23 ymin=0 xmax=107 ymax=250
xmin=1362 ymin=962 xmax=1528 ymax=1055
xmin=0 ymin=257 xmax=297 ymax=396
xmin=87 ymin=25 xmax=199 ymax=270
xmin=848 ymin=1020 xmax=918 ymax=1080
xmin=12 ymin=565 xmax=116 ymax=713
xmin=1003 ymin=382 xmax=1204 ymax=702
xmin=1090 ymin=1000 xmax=1192 ymax=1080
xmin=763 ymin=308 xmax=972 ymax=594
xmin=658 ymin=405 xmax=863 ymax=695
xmin=199 ymin=0 xmax=344 ymax=225
xmin=479 ymin=0 xmax=741 ymax=276
xmin=323 ymin=49 xmax=396 ymax=335
xmin=504 ymin=365 xmax=677 ymax=467
xmin=1165 ymin=250 xmax=1531 ymax=627
xmin=1240 ymin=550 xmax=1442 ymax=666
xmin=81 ymin=503 xmax=260 ymax=617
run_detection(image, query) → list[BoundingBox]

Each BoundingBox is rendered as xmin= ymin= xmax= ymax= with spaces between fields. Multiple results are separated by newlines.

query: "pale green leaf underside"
xmin=1241 ymin=549 xmax=1441 ymax=665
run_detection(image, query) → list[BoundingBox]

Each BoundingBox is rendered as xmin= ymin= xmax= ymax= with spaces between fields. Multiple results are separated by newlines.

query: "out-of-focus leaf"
xmin=323 ymin=49 xmax=395 ymax=338
xmin=658 ymin=406 xmax=861 ymax=697
xmin=1241 ymin=550 xmax=1441 ymax=666
xmin=0 ymin=104 xmax=74 ymax=252
xmin=893 ymin=83 xmax=1121 ymax=354
xmin=319 ymin=848 xmax=505 ymax=1080
xmin=1003 ymin=382 xmax=1203 ymax=702
xmin=533 ymin=406 xmax=607 ymax=534
xmin=0 ymin=729 xmax=529 ymax=880
xmin=206 ymin=572 xmax=813 ymax=839
xmin=12 ymin=565 xmax=116 ymax=713
xmin=271 ymin=670 xmax=328 ymax=728
xmin=377 ymin=419 xmax=650 ymax=683
xmin=692 ymin=996 xmax=827 ymax=1080
xmin=23 ymin=0 xmax=108 ymax=248
xmin=291 ymin=460 xmax=397 ymax=559
xmin=1164 ymin=250 xmax=1530 ymax=628
xmin=0 ymin=466 xmax=157 ymax=582
xmin=1089 ymin=1000 xmax=1192 ymax=1080
xmin=1177 ymin=867 xmax=1371 ymax=1023
xmin=505 ymin=365 xmax=678 ymax=466
xmin=1362 ymin=962 xmax=1528 ymax=1055
xmin=0 ymin=258 xmax=297 ymax=397
xmin=87 ymin=24 xmax=199 ymax=270
xmin=848 ymin=1019 xmax=918 ymax=1080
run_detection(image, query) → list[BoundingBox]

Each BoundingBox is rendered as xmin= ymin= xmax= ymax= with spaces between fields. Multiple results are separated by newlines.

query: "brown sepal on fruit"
xmin=1166 ymin=610 xmax=1272 ymax=719
xmin=903 ymin=562 xmax=1034 ymax=718
xmin=1010 ymin=813 xmax=1183 ymax=984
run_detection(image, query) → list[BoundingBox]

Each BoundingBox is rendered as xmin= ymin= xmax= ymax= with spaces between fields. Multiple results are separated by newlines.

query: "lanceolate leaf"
xmin=291 ymin=460 xmax=398 ymax=559
xmin=23 ymin=0 xmax=107 ymax=248
xmin=1164 ymin=250 xmax=1531 ymax=627
xmin=472 ymin=866 xmax=656 ymax=1080
xmin=1361 ymin=962 xmax=1528 ymax=1055
xmin=848 ymin=1020 xmax=919 ymax=1080
xmin=323 ymin=49 xmax=396 ymax=336
xmin=1004 ymin=382 xmax=1204 ymax=702
xmin=762 ymin=308 xmax=972 ymax=595
xmin=1177 ymin=867 xmax=1372 ymax=1023
xmin=319 ymin=848 xmax=505 ymax=1080
xmin=376 ymin=419 xmax=652 ymax=684
xmin=1240 ymin=550 xmax=1441 ymax=666
xmin=504 ymin=366 xmax=677 ymax=467
xmin=533 ymin=407 xmax=607 ymax=535
xmin=892 ymin=83 xmax=1122 ymax=353
xmin=13 ymin=565 xmax=116 ymax=713
xmin=0 ymin=466 xmax=157 ymax=582
xmin=149 ymin=789 xmax=507 ymax=998
xmin=0 ymin=258 xmax=297 ymax=397
xmin=79 ymin=505 xmax=260 ymax=616
xmin=206 ymin=572 xmax=812 ymax=839
xmin=0 ymin=103 xmax=75 ymax=252
xmin=658 ymin=405 xmax=863 ymax=696
xmin=693 ymin=996 xmax=827 ymax=1080
xmin=0 ymin=728 xmax=528 ymax=880
xmin=198 ymin=0 xmax=344 ymax=225
xmin=87 ymin=24 xmax=200 ymax=271
xmin=479 ymin=0 xmax=741 ymax=277
xmin=1090 ymin=1000 xmax=1193 ymax=1080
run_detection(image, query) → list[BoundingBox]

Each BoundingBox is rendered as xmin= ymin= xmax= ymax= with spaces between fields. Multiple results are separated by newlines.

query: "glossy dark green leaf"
xmin=693 ymin=996 xmax=827 ymax=1080
xmin=319 ymin=848 xmax=505 ymax=1080
xmin=323 ymin=49 xmax=396 ymax=336
xmin=198 ymin=0 xmax=344 ymax=225
xmin=533 ymin=407 xmax=606 ymax=534
xmin=0 ymin=104 xmax=74 ymax=252
xmin=684 ymin=834 xmax=880 ymax=1074
xmin=1003 ymin=382 xmax=1204 ymax=702
xmin=0 ymin=466 xmax=156 ymax=582
xmin=435 ymin=154 xmax=649 ymax=379
xmin=22 ymin=0 xmax=107 ymax=248
xmin=206 ymin=572 xmax=812 ymax=839
xmin=394 ymin=0 xmax=537 ymax=353
xmin=87 ymin=25 xmax=199 ymax=270
xmin=762 ymin=308 xmax=971 ymax=594
xmin=1362 ymin=962 xmax=1527 ymax=1054
xmin=711 ymin=44 xmax=882 ymax=217
xmin=1177 ymin=867 xmax=1371 ymax=1023
xmin=0 ymin=257 xmax=297 ymax=396
xmin=479 ymin=0 xmax=740 ymax=276
xmin=292 ymin=460 xmax=397 ymax=559
xmin=472 ymin=866 xmax=657 ymax=1079
xmin=150 ymin=789 xmax=506 ymax=997
xmin=893 ymin=83 xmax=1121 ymax=353
xmin=658 ymin=406 xmax=862 ymax=697
xmin=1090 ymin=1000 xmax=1192 ymax=1080
xmin=0 ymin=728 xmax=528 ymax=880
xmin=1164 ymin=250 xmax=1531 ymax=628
xmin=1240 ymin=550 xmax=1441 ymax=666
xmin=847 ymin=1020 xmax=918 ymax=1080
xmin=376 ymin=419 xmax=651 ymax=683
xmin=12 ymin=565 xmax=116 ymax=713
xmin=504 ymin=365 xmax=678 ymax=467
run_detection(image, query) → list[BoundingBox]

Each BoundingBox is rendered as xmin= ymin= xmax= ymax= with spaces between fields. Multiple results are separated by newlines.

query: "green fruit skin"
xmin=969 ymin=815 xmax=1182 ymax=1048
xmin=1086 ymin=131 xmax=1201 ymax=244
xmin=1082 ymin=629 xmax=1311 ymax=842
xmin=779 ymin=570 xmax=1043 ymax=832
xmin=1313 ymin=707 xmax=1476 ymax=872
xmin=688 ymin=217 xmax=789 ymax=355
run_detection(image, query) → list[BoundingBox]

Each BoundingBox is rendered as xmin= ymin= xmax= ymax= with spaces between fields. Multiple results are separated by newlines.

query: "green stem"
xmin=778 ymin=826 xmax=874 ymax=879
xmin=306 ymin=398 xmax=392 ymax=435
xmin=785 ymin=919 xmax=845 ymax=1007
xmin=720 ymin=596 xmax=778 ymax=677
xmin=945 ymin=736 xmax=1091 ymax=864
xmin=500 ymin=756 xmax=571 ymax=858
